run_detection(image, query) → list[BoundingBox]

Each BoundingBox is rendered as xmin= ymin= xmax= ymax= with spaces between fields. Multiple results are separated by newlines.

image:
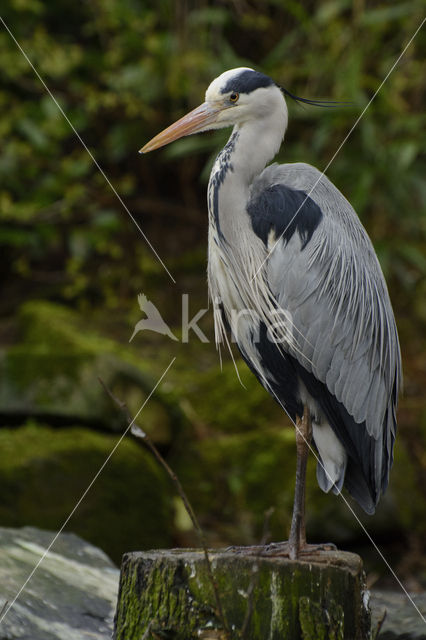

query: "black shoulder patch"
xmin=221 ymin=70 xmax=274 ymax=95
xmin=247 ymin=183 xmax=323 ymax=249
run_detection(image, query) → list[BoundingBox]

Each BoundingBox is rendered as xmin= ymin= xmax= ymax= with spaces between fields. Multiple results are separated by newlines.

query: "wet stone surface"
xmin=371 ymin=590 xmax=426 ymax=640
xmin=0 ymin=526 xmax=119 ymax=640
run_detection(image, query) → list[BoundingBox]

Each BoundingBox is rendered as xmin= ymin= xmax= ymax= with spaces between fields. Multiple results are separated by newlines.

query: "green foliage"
xmin=0 ymin=0 xmax=424 ymax=317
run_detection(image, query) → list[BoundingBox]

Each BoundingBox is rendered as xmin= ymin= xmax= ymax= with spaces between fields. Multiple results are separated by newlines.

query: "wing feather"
xmin=248 ymin=162 xmax=401 ymax=510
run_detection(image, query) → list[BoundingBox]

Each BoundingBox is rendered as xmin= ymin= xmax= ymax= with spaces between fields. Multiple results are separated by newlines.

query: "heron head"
xmin=140 ymin=67 xmax=287 ymax=153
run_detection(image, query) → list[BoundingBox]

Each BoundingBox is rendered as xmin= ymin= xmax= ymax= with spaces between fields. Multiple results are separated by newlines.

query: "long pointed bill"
xmin=140 ymin=102 xmax=221 ymax=153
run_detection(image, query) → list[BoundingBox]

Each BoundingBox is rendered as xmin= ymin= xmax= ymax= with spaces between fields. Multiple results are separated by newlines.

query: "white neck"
xmin=230 ymin=112 xmax=287 ymax=185
xmin=208 ymin=105 xmax=287 ymax=241
xmin=206 ymin=87 xmax=289 ymax=349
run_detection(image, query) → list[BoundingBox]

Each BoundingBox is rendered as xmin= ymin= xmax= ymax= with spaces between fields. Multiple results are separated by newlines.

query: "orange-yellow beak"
xmin=139 ymin=102 xmax=221 ymax=153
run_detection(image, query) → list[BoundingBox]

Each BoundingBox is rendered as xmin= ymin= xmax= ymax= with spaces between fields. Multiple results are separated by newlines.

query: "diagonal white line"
xmin=0 ymin=16 xmax=176 ymax=284
xmin=251 ymin=15 xmax=426 ymax=282
xmin=266 ymin=383 xmax=426 ymax=624
xmin=0 ymin=357 xmax=176 ymax=626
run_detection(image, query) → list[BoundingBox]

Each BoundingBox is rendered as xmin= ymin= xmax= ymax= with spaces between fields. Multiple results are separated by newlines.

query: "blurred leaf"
xmin=0 ymin=0 xmax=424 ymax=317
xmin=361 ymin=4 xmax=414 ymax=25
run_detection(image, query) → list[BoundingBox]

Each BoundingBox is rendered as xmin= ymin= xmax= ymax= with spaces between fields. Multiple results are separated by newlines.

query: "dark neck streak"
xmin=208 ymin=131 xmax=239 ymax=243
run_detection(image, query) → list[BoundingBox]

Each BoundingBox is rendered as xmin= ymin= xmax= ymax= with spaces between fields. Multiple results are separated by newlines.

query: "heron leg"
xmin=226 ymin=404 xmax=336 ymax=558
xmin=288 ymin=405 xmax=311 ymax=559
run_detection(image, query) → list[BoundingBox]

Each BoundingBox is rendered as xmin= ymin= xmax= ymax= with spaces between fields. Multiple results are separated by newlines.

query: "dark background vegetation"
xmin=0 ymin=0 xmax=425 ymax=591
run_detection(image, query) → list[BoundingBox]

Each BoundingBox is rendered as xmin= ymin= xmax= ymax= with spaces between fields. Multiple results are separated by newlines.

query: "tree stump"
xmin=114 ymin=548 xmax=371 ymax=639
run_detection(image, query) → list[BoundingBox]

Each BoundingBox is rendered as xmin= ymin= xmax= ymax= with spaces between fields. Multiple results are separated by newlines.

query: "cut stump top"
xmin=114 ymin=547 xmax=371 ymax=640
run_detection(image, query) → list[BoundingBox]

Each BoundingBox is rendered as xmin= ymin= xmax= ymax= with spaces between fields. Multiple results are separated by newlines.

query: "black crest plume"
xmin=278 ymin=85 xmax=350 ymax=108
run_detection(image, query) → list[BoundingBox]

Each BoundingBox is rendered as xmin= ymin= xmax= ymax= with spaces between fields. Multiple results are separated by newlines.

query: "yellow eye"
xmin=229 ymin=92 xmax=239 ymax=103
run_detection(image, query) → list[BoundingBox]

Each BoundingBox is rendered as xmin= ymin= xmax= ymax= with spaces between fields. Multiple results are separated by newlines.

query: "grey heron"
xmin=140 ymin=68 xmax=401 ymax=559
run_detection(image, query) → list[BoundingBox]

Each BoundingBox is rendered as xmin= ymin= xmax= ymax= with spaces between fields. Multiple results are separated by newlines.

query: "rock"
xmin=3 ymin=301 xmax=425 ymax=560
xmin=0 ymin=300 xmax=185 ymax=443
xmin=0 ymin=423 xmax=174 ymax=563
xmin=0 ymin=526 xmax=422 ymax=640
xmin=370 ymin=590 xmax=426 ymax=639
xmin=0 ymin=525 xmax=119 ymax=640
xmin=114 ymin=548 xmax=371 ymax=639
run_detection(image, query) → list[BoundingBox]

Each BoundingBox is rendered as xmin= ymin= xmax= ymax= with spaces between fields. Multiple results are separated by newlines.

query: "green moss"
xmin=173 ymin=428 xmax=296 ymax=543
xmin=299 ymin=597 xmax=343 ymax=640
xmin=177 ymin=360 xmax=282 ymax=434
xmin=115 ymin=550 xmax=371 ymax=639
xmin=0 ymin=300 xmax=185 ymax=441
xmin=390 ymin=439 xmax=426 ymax=538
xmin=299 ymin=597 xmax=327 ymax=640
xmin=3 ymin=300 xmax=424 ymax=574
xmin=116 ymin=554 xmax=221 ymax=639
xmin=15 ymin=299 xmax=155 ymax=375
xmin=173 ymin=426 xmax=361 ymax=547
xmin=0 ymin=423 xmax=173 ymax=563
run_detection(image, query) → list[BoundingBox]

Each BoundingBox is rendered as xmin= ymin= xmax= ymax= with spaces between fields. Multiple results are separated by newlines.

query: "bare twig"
xmin=240 ymin=507 xmax=275 ymax=639
xmin=371 ymin=608 xmax=387 ymax=640
xmin=0 ymin=601 xmax=8 ymax=619
xmin=99 ymin=378 xmax=230 ymax=638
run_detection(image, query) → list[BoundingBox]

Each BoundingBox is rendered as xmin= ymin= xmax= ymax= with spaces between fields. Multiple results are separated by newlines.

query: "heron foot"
xmin=225 ymin=541 xmax=337 ymax=558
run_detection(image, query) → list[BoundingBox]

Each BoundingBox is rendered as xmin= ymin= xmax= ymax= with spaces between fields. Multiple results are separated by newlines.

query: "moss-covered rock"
xmin=391 ymin=428 xmax=426 ymax=541
xmin=2 ymin=301 xmax=425 ymax=576
xmin=0 ymin=423 xmax=174 ymax=563
xmin=0 ymin=300 xmax=185 ymax=443
xmin=173 ymin=427 xmax=296 ymax=544
xmin=172 ymin=359 xmax=281 ymax=434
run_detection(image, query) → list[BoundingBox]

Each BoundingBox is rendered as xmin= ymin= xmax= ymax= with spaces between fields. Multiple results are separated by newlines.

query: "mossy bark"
xmin=114 ymin=548 xmax=371 ymax=639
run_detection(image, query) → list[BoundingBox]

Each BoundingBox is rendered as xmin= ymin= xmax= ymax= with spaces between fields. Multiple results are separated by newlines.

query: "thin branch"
xmin=99 ymin=378 xmax=230 ymax=638
xmin=0 ymin=601 xmax=9 ymax=619
xmin=371 ymin=608 xmax=387 ymax=640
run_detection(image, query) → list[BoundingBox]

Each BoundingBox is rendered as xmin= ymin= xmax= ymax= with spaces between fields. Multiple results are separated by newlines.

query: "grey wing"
xmin=254 ymin=163 xmax=402 ymax=510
